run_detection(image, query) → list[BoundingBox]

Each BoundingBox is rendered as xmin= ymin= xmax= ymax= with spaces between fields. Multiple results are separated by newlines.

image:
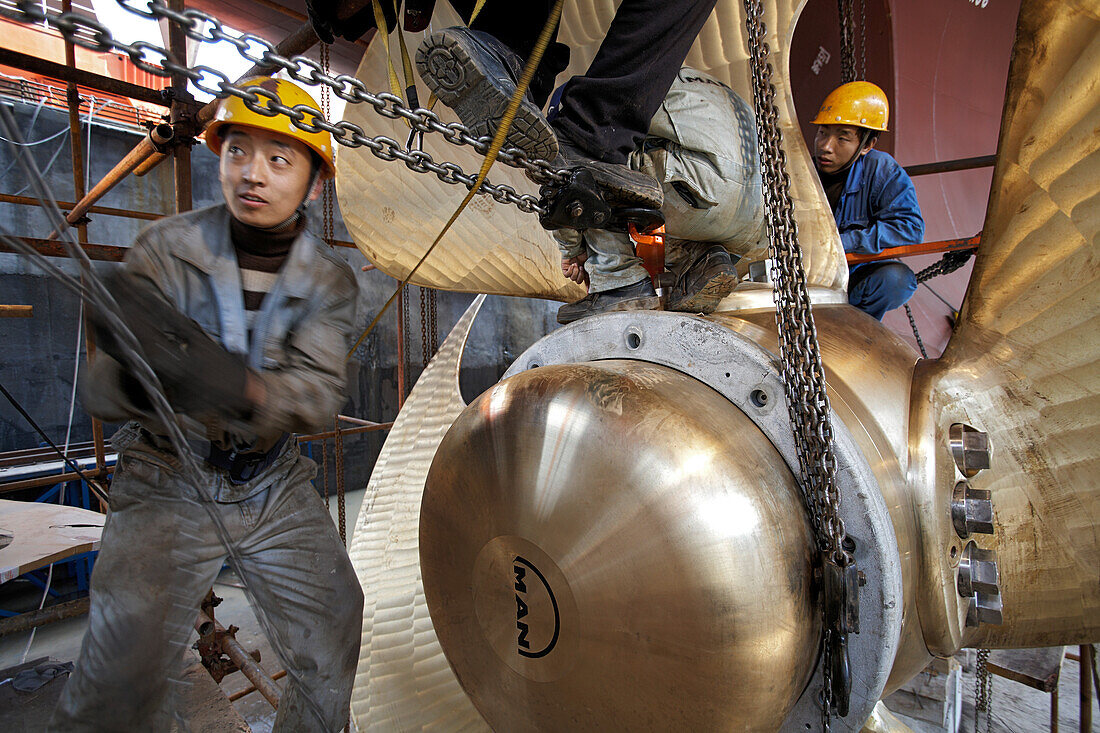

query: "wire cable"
xmin=0 ymin=100 xmax=335 ymax=731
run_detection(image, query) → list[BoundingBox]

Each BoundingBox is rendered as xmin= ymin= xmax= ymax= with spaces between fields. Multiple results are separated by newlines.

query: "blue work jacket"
xmin=832 ymin=149 xmax=924 ymax=256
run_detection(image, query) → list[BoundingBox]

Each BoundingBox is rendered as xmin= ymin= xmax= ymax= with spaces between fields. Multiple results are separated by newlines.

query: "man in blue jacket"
xmin=812 ymin=81 xmax=924 ymax=319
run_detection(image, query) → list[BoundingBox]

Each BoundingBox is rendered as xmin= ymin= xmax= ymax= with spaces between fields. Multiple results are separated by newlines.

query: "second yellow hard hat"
xmin=812 ymin=81 xmax=889 ymax=132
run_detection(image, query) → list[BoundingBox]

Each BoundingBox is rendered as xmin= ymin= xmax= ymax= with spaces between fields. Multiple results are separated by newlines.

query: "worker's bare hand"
xmin=561 ymin=253 xmax=589 ymax=288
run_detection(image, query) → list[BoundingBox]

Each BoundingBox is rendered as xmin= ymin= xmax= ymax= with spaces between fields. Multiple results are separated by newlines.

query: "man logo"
xmin=513 ymin=555 xmax=560 ymax=658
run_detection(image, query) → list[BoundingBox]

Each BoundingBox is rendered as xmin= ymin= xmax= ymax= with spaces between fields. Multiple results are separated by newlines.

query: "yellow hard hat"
xmin=205 ymin=77 xmax=336 ymax=179
xmin=811 ymin=81 xmax=889 ymax=132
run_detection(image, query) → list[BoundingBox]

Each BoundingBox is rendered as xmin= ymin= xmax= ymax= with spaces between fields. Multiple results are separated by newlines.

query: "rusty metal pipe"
xmin=0 ymin=194 xmax=162 ymax=221
xmin=133 ymin=152 xmax=169 ymax=177
xmin=194 ymin=609 xmax=282 ymax=708
xmin=228 ymin=669 xmax=288 ymax=702
xmin=0 ymin=305 xmax=33 ymax=318
xmin=296 ymin=421 xmax=394 ymax=443
xmin=48 ymin=123 xmax=174 ymax=241
xmin=0 ymin=47 xmax=174 ymax=108
xmin=0 ymin=597 xmax=90 ymax=636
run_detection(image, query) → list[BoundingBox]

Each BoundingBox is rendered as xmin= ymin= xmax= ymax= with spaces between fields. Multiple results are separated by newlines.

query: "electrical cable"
xmin=0 ymin=381 xmax=104 ymax=495
xmin=0 ymin=102 xmax=335 ymax=732
xmin=0 ymin=126 xmax=70 ymax=146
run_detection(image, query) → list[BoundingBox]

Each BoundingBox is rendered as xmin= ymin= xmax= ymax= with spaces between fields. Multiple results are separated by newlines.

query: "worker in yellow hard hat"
xmin=54 ymin=76 xmax=363 ymax=732
xmin=812 ymin=81 xmax=925 ymax=320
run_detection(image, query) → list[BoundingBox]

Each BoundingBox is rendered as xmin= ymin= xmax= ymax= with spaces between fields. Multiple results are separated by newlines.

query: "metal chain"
xmin=916 ymin=249 xmax=972 ymax=283
xmin=319 ymin=41 xmax=335 ymax=247
xmin=858 ymin=0 xmax=866 ymax=81
xmin=743 ymin=2 xmax=850 ymax=728
xmin=903 ymin=304 xmax=928 ymax=358
xmin=419 ymin=286 xmax=429 ymax=368
xmin=837 ymin=0 xmax=856 ymax=83
xmin=975 ymin=648 xmax=993 ymax=733
xmin=428 ymin=288 xmax=438 ymax=356
xmin=335 ymin=418 xmax=346 ymax=546
xmin=400 ymin=284 xmax=410 ymax=400
xmin=0 ymin=0 xmax=564 ymax=214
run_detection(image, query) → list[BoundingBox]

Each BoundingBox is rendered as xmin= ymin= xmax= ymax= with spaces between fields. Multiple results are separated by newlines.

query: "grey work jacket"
xmin=86 ymin=204 xmax=358 ymax=466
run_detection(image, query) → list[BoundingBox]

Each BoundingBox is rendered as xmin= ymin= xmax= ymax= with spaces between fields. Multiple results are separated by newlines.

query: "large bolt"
xmin=949 ymin=423 xmax=992 ymax=478
xmin=966 ymin=593 xmax=1004 ymax=627
xmin=957 ymin=542 xmax=999 ymax=598
xmin=951 ymin=481 xmax=994 ymax=538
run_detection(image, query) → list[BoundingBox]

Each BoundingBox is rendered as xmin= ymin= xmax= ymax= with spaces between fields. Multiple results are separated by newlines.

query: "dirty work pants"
xmin=457 ymin=0 xmax=719 ymax=162
xmin=848 ymin=260 xmax=918 ymax=320
xmin=49 ymin=437 xmax=363 ymax=733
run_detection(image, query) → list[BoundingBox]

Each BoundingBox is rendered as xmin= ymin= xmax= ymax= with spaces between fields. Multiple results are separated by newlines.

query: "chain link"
xmin=837 ymin=0 xmax=856 ymax=83
xmin=0 ymin=0 xmax=564 ymax=214
xmin=975 ymin=648 xmax=993 ymax=733
xmin=916 ymin=248 xmax=972 ymax=283
xmin=743 ymin=1 xmax=851 ymax=728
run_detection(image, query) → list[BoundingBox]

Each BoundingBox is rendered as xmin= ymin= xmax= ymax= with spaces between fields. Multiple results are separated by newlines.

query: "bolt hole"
xmin=842 ymin=536 xmax=857 ymax=553
xmin=750 ymin=389 xmax=768 ymax=408
xmin=805 ymin=724 xmax=812 ymax=730
xmin=626 ymin=331 xmax=641 ymax=349
xmin=950 ymin=545 xmax=958 ymax=560
xmin=528 ymin=362 xmax=540 ymax=370
xmin=724 ymin=372 xmax=731 ymax=378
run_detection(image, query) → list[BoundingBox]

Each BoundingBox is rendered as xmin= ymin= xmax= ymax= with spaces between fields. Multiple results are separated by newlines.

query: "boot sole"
xmin=668 ymin=272 xmax=739 ymax=314
xmin=557 ymin=295 xmax=660 ymax=324
xmin=417 ymin=31 xmax=558 ymax=162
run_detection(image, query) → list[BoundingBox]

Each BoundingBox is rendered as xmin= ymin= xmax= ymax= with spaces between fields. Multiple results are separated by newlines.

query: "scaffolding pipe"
xmin=194 ymin=610 xmax=282 ymax=708
xmin=0 ymin=47 xmax=174 ymax=108
xmin=64 ymin=0 xmax=107 ymax=476
xmin=0 ymin=597 xmax=91 ymax=636
xmin=47 ymin=123 xmax=174 ymax=241
xmin=0 ymin=194 xmax=161 ymax=221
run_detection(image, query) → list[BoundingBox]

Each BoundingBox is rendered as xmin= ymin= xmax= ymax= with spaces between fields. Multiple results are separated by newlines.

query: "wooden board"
xmin=0 ymin=500 xmax=104 ymax=584
xmin=988 ymin=647 xmax=1066 ymax=693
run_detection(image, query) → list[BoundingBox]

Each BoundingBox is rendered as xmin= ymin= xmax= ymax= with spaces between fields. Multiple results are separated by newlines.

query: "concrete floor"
xmin=2 ymin=482 xmax=1096 ymax=732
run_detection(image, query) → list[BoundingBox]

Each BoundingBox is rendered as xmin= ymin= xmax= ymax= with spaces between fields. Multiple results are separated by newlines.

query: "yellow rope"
xmin=347 ymin=0 xmax=564 ymax=358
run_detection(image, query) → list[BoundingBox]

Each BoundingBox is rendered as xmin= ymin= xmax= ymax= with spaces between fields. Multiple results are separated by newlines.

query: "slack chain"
xmin=742 ymin=1 xmax=855 ymax=728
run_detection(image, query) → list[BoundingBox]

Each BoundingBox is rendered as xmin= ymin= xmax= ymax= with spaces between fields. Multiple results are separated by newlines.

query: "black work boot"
xmin=416 ymin=27 xmax=558 ymax=163
xmin=547 ymin=135 xmax=664 ymax=210
xmin=557 ymin=278 xmax=659 ymax=325
xmin=666 ymin=244 xmax=739 ymax=314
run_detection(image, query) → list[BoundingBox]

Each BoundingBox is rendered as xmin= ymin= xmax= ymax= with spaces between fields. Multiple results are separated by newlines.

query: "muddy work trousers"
xmin=49 ymin=435 xmax=363 ymax=733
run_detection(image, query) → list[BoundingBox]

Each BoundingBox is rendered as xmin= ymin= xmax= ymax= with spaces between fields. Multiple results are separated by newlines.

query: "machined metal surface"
xmin=493 ymin=309 xmax=903 ymax=731
xmin=910 ymin=0 xmax=1100 ymax=653
xmin=422 ymin=359 xmax=819 ymax=730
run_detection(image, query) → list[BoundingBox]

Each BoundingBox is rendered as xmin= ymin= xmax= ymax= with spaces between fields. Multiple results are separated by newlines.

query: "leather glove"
xmin=306 ymin=0 xmax=397 ymax=44
xmin=92 ymin=271 xmax=254 ymax=420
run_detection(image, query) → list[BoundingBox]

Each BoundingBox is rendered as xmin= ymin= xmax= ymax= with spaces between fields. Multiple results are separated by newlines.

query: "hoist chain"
xmin=915 ymin=248 xmax=972 ymax=283
xmin=319 ymin=41 xmax=336 ymax=247
xmin=975 ymin=648 xmax=994 ymax=733
xmin=742 ymin=1 xmax=854 ymax=728
xmin=419 ymin=286 xmax=430 ymax=368
xmin=837 ymin=0 xmax=856 ymax=83
xmin=0 ymin=0 xmax=565 ymax=215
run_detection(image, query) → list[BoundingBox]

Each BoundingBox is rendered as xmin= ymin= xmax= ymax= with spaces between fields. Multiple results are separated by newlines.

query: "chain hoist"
xmin=742 ymin=1 xmax=858 ymax=728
